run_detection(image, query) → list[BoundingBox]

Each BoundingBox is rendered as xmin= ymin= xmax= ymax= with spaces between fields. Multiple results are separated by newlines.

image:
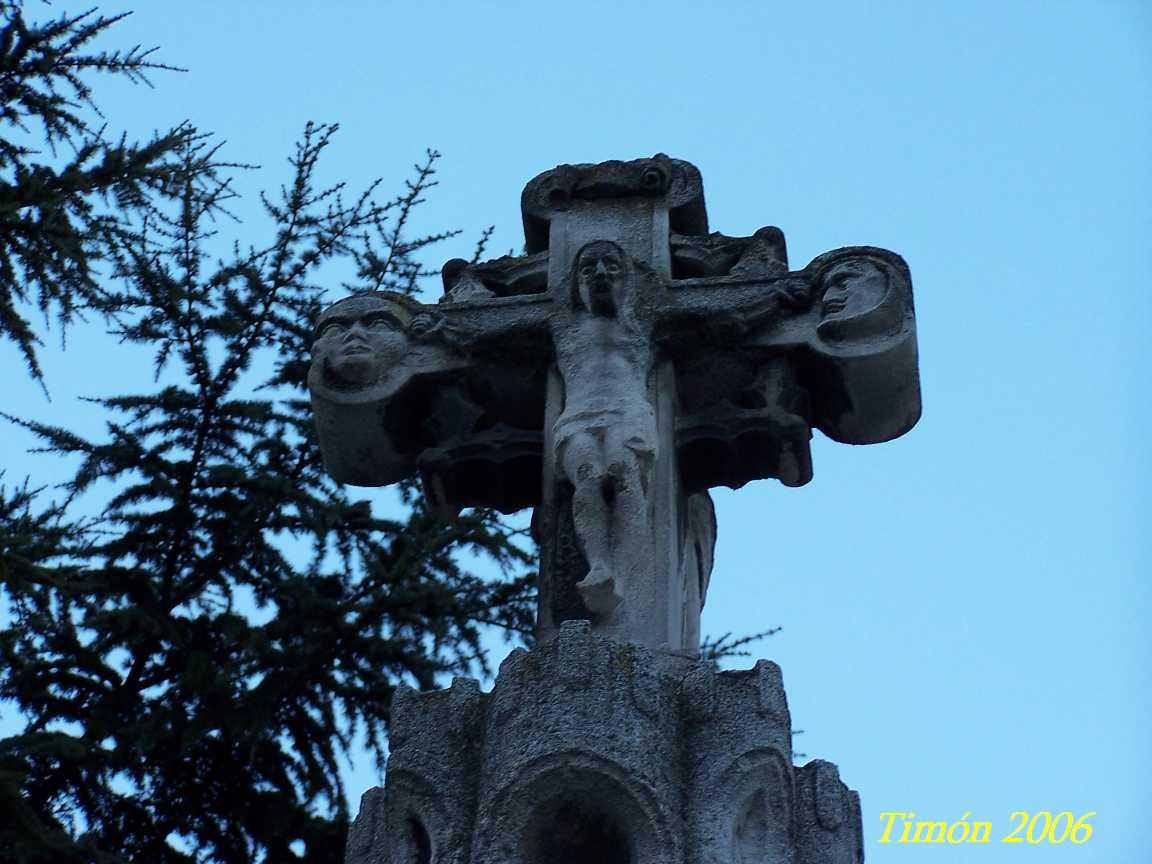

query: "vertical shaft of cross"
xmin=535 ymin=194 xmax=689 ymax=651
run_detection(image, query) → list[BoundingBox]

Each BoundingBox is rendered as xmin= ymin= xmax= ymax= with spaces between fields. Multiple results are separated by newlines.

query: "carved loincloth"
xmin=552 ymin=401 xmax=658 ymax=463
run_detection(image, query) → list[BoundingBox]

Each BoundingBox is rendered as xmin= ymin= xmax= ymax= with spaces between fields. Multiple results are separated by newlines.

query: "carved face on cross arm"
xmin=312 ymin=295 xmax=410 ymax=389
xmin=814 ymin=256 xmax=907 ymax=345
xmin=573 ymin=241 xmax=626 ymax=316
xmin=820 ymin=260 xmax=887 ymax=322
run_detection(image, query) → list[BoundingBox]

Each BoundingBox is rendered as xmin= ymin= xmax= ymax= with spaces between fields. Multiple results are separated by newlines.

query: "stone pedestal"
xmin=346 ymin=621 xmax=863 ymax=864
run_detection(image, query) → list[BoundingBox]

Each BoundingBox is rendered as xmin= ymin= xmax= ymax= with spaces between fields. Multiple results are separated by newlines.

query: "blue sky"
xmin=4 ymin=1 xmax=1149 ymax=860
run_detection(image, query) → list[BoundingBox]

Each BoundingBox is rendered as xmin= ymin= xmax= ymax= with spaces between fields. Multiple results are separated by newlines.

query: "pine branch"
xmin=699 ymin=626 xmax=783 ymax=664
xmin=0 ymin=4 xmax=232 ymax=386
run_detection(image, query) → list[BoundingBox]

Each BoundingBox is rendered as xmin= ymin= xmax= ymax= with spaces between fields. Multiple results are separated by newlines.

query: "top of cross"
xmin=520 ymin=154 xmax=709 ymax=253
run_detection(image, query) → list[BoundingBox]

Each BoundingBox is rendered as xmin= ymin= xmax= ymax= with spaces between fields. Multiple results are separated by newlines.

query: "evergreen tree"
xmin=0 ymin=5 xmax=534 ymax=862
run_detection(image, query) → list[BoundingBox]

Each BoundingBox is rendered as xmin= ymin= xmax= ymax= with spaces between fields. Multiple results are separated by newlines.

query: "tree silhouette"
xmin=0 ymin=5 xmax=533 ymax=861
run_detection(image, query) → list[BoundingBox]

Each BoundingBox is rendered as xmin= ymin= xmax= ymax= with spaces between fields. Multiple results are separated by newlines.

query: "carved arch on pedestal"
xmin=471 ymin=750 xmax=679 ymax=864
xmin=692 ymin=746 xmax=795 ymax=864
xmin=381 ymin=769 xmax=466 ymax=864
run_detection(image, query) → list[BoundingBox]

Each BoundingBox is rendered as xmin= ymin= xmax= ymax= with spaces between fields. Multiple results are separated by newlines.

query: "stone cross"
xmin=309 ymin=155 xmax=920 ymax=653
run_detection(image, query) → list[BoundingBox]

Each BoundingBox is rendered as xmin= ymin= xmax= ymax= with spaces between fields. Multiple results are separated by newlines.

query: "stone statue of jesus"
xmin=551 ymin=240 xmax=659 ymax=616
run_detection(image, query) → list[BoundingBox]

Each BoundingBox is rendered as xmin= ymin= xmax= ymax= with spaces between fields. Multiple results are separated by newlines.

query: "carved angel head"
xmin=311 ymin=293 xmax=416 ymax=391
xmin=816 ymin=255 xmax=906 ymax=342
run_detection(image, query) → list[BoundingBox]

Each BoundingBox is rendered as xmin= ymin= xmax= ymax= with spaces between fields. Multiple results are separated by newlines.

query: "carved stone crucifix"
xmin=309 ymin=155 xmax=920 ymax=654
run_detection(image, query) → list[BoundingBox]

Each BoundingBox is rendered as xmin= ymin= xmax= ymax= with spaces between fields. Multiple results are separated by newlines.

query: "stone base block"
xmin=347 ymin=620 xmax=863 ymax=864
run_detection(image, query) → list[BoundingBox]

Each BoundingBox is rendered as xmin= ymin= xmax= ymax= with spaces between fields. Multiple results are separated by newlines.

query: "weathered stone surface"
xmin=309 ymin=155 xmax=920 ymax=655
xmin=346 ymin=623 xmax=863 ymax=864
xmin=520 ymin=154 xmax=708 ymax=254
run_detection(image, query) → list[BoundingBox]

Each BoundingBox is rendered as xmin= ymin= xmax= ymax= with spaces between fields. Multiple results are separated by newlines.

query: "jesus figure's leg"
xmin=560 ymin=430 xmax=622 ymax=616
xmin=568 ymin=424 xmax=657 ymax=619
